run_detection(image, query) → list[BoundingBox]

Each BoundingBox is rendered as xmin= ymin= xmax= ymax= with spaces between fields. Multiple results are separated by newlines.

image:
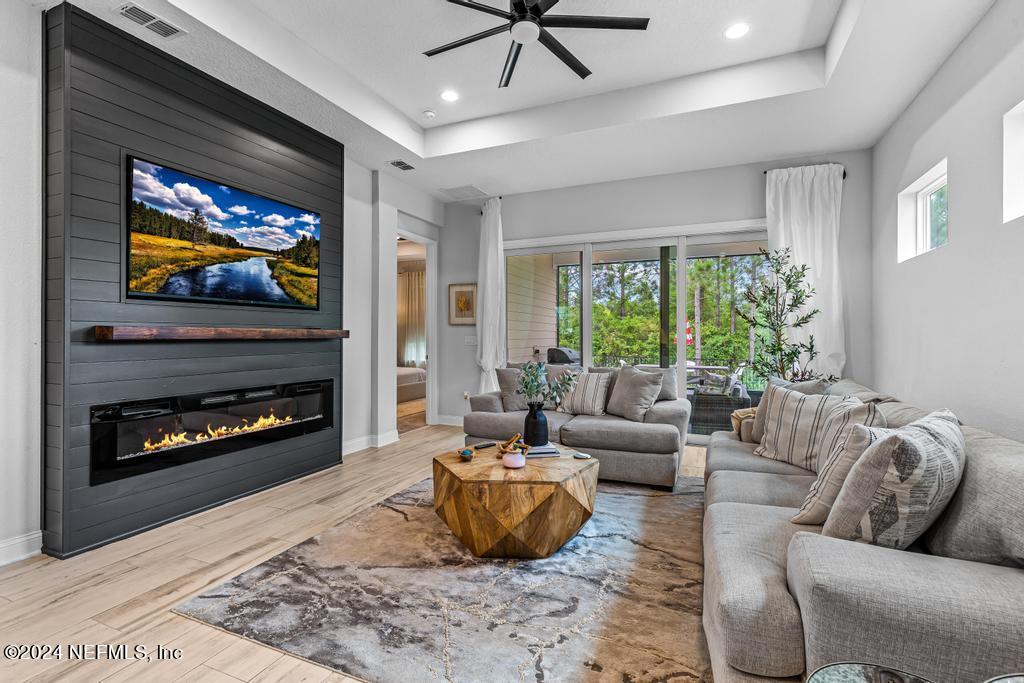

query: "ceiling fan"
xmin=424 ymin=0 xmax=650 ymax=88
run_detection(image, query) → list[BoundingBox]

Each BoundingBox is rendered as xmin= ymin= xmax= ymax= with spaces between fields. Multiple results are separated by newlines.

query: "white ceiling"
xmin=72 ymin=0 xmax=995 ymax=201
xmin=245 ymin=0 xmax=841 ymax=126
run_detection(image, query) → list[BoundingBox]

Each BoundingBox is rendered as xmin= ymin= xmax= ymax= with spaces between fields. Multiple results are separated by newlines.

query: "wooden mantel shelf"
xmin=93 ymin=325 xmax=350 ymax=342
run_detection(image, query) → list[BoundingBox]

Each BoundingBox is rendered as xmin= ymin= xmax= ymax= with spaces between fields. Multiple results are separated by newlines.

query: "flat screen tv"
xmin=127 ymin=157 xmax=320 ymax=310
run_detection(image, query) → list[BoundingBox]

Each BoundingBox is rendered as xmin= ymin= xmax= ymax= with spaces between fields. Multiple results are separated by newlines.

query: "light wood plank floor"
xmin=0 ymin=427 xmax=705 ymax=683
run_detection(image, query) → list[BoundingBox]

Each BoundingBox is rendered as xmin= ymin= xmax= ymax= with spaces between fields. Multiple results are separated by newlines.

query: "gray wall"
xmin=45 ymin=6 xmax=344 ymax=556
xmin=871 ymin=0 xmax=1024 ymax=440
xmin=0 ymin=0 xmax=43 ymax=564
xmin=438 ymin=150 xmax=874 ymax=417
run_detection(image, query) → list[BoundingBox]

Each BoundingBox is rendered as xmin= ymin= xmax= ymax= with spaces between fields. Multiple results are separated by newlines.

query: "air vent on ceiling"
xmin=442 ymin=185 xmax=490 ymax=202
xmin=389 ymin=159 xmax=415 ymax=172
xmin=117 ymin=3 xmax=186 ymax=39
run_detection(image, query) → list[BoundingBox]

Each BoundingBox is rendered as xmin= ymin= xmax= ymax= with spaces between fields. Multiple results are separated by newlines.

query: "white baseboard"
xmin=435 ymin=414 xmax=464 ymax=427
xmin=372 ymin=430 xmax=400 ymax=447
xmin=0 ymin=530 xmax=42 ymax=567
xmin=342 ymin=435 xmax=372 ymax=455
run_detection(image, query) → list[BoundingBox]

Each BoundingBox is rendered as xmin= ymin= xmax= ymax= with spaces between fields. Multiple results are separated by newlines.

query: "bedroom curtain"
xmin=397 ymin=270 xmax=427 ymax=368
xmin=766 ymin=163 xmax=846 ymax=378
xmin=476 ymin=197 xmax=507 ymax=393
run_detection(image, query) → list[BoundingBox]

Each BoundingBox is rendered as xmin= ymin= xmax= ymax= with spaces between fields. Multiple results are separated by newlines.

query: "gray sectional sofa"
xmin=702 ymin=379 xmax=1024 ymax=682
xmin=464 ymin=378 xmax=691 ymax=488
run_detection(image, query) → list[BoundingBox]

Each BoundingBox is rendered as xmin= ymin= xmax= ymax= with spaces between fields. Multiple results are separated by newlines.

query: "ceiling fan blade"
xmin=445 ymin=0 xmax=511 ymax=20
xmin=424 ymin=23 xmax=511 ymax=57
xmin=530 ymin=0 xmax=559 ymax=15
xmin=538 ymin=28 xmax=591 ymax=80
xmin=541 ymin=15 xmax=650 ymax=30
xmin=511 ymin=0 xmax=528 ymax=14
xmin=498 ymin=41 xmax=523 ymax=88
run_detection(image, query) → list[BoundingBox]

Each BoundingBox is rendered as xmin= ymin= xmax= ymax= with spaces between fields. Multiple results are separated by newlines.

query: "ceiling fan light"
xmin=510 ymin=20 xmax=540 ymax=45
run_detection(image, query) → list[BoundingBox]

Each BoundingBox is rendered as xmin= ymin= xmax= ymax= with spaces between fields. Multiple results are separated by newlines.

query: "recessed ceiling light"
xmin=724 ymin=23 xmax=750 ymax=40
xmin=440 ymin=89 xmax=460 ymax=103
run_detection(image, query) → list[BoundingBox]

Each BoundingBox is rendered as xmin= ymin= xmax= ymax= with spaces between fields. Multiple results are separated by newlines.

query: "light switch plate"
xmin=464 ymin=335 xmax=477 ymax=346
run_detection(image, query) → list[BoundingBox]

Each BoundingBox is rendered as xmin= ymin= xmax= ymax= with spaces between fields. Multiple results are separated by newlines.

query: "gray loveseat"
xmin=464 ymin=371 xmax=691 ymax=488
xmin=702 ymin=379 xmax=1024 ymax=681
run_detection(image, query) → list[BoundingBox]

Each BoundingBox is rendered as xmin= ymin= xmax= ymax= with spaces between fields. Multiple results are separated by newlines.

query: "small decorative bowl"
xmin=502 ymin=450 xmax=527 ymax=469
xmin=458 ymin=448 xmax=475 ymax=462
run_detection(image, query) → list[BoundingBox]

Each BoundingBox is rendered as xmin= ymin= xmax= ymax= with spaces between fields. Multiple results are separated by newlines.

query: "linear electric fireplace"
xmin=90 ymin=380 xmax=334 ymax=485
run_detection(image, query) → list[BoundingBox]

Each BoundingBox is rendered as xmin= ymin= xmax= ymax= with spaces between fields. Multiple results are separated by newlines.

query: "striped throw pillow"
xmin=753 ymin=383 xmax=856 ymax=471
xmin=791 ymin=401 xmax=887 ymax=524
xmin=559 ymin=372 xmax=611 ymax=416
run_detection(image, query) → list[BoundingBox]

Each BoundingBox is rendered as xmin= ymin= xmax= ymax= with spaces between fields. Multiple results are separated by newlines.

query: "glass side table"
xmin=807 ymin=663 xmax=932 ymax=683
xmin=808 ymin=663 xmax=1024 ymax=683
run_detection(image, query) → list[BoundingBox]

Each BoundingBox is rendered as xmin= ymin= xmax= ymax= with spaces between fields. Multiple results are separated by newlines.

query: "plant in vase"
xmin=738 ymin=247 xmax=835 ymax=383
xmin=516 ymin=362 xmax=577 ymax=447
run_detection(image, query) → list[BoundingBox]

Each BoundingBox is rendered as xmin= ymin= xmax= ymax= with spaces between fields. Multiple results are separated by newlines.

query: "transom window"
xmin=898 ymin=158 xmax=949 ymax=262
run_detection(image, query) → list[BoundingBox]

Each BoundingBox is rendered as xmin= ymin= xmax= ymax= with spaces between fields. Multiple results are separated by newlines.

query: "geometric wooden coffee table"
xmin=433 ymin=447 xmax=599 ymax=559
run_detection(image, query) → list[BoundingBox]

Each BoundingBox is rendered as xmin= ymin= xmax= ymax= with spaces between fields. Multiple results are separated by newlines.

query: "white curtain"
xmin=766 ymin=164 xmax=846 ymax=378
xmin=476 ymin=197 xmax=507 ymax=393
xmin=397 ymin=270 xmax=426 ymax=368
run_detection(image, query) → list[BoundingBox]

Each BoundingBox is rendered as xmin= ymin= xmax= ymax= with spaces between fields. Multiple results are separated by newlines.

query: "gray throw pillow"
xmin=637 ymin=366 xmax=679 ymax=401
xmin=753 ymin=378 xmax=830 ymax=443
xmin=606 ymin=366 xmax=663 ymax=422
xmin=495 ymin=368 xmax=527 ymax=412
xmin=823 ymin=410 xmax=966 ymax=550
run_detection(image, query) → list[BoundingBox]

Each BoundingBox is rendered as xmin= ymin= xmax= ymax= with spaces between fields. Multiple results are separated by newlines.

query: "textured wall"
xmin=44 ymin=6 xmax=344 ymax=556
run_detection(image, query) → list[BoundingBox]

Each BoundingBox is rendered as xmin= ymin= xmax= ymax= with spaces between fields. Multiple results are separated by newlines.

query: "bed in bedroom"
xmin=397 ymin=366 xmax=427 ymax=403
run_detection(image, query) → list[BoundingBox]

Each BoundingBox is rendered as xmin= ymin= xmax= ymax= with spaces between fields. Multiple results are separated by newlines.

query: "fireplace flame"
xmin=142 ymin=409 xmax=294 ymax=453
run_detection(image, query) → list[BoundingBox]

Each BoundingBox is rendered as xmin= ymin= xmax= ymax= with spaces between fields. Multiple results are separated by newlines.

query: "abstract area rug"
xmin=175 ymin=478 xmax=711 ymax=682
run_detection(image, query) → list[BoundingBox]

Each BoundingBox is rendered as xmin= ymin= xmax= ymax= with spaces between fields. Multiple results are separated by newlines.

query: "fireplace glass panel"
xmin=91 ymin=380 xmax=333 ymax=485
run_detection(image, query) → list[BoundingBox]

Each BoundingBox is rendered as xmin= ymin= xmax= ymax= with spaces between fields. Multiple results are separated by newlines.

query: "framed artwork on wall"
xmin=448 ymin=283 xmax=477 ymax=326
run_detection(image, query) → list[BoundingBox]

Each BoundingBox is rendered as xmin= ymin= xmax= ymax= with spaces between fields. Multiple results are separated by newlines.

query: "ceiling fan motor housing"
xmin=510 ymin=16 xmax=540 ymax=44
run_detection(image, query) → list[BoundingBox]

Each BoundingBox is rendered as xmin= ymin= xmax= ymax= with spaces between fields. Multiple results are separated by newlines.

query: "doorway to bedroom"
xmin=397 ymin=237 xmax=428 ymax=433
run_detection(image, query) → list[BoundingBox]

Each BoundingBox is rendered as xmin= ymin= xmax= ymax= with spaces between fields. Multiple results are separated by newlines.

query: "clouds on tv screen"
xmin=131 ymin=159 xmax=321 ymax=251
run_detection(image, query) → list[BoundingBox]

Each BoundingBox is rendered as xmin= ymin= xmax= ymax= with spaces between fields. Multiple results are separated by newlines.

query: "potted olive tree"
xmin=516 ymin=362 xmax=577 ymax=446
xmin=738 ymin=247 xmax=833 ymax=388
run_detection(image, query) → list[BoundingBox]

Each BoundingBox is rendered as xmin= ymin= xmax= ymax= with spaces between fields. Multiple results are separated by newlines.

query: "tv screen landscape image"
xmin=127 ymin=157 xmax=320 ymax=309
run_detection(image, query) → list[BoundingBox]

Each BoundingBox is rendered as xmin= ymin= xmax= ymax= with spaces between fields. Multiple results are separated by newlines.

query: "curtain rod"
xmin=763 ymin=167 xmax=847 ymax=179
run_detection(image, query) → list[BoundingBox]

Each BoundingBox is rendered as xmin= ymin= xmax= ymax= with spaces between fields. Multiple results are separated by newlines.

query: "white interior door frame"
xmin=397 ymin=226 xmax=439 ymax=427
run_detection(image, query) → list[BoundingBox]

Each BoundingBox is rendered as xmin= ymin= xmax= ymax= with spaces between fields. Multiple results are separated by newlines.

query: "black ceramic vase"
xmin=523 ymin=402 xmax=549 ymax=446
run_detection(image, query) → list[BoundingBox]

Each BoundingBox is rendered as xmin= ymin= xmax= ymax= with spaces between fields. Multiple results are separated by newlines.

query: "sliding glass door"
xmin=505 ymin=249 xmax=582 ymax=364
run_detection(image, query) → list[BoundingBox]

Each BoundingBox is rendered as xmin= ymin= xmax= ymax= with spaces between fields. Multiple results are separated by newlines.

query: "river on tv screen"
xmin=128 ymin=158 xmax=320 ymax=309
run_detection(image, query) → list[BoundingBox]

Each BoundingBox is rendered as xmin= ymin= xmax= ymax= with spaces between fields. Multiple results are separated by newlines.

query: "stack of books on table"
xmin=526 ymin=443 xmax=560 ymax=458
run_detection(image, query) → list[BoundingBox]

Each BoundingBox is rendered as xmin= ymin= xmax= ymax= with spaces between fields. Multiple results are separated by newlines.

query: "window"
xmin=898 ymin=158 xmax=948 ymax=262
xmin=506 ymin=250 xmax=581 ymax=363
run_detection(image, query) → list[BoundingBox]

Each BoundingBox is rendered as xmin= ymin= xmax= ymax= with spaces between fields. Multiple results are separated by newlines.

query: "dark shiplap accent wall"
xmin=43 ymin=4 xmax=345 ymax=557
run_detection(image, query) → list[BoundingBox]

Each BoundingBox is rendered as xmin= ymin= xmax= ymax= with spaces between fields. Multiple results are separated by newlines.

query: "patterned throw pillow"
xmin=753 ymin=383 xmax=858 ymax=471
xmin=791 ymin=402 xmax=887 ymax=524
xmin=822 ymin=410 xmax=966 ymax=550
xmin=559 ymin=372 xmax=611 ymax=416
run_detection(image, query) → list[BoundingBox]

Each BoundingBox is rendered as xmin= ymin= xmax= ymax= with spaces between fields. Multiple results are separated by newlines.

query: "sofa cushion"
xmin=572 ymin=446 xmax=678 ymax=487
xmin=824 ymin=411 xmax=966 ymax=550
xmin=495 ymin=368 xmax=527 ymax=412
xmin=463 ymin=410 xmax=573 ymax=443
xmin=753 ymin=381 xmax=844 ymax=445
xmin=825 ymin=378 xmax=899 ymax=404
xmin=561 ymin=414 xmax=679 ymax=454
xmin=703 ymin=503 xmax=815 ymax=677
xmin=925 ymin=426 xmax=1024 ymax=567
xmin=606 ymin=366 xmax=663 ymax=422
xmin=754 ymin=384 xmax=858 ymax=471
xmin=877 ymin=401 xmax=930 ymax=428
xmin=705 ymin=431 xmax=813 ymax=480
xmin=706 ymin=471 xmax=817 ymax=509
